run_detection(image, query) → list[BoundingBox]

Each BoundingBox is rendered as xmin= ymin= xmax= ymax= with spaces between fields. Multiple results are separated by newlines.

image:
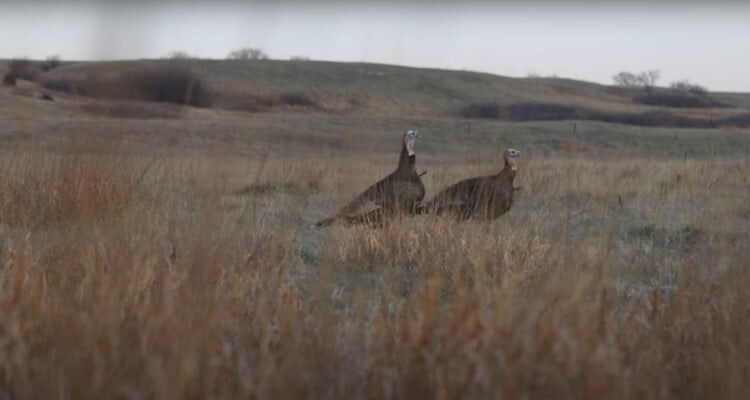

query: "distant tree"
xmin=613 ymin=69 xmax=660 ymax=92
xmin=669 ymin=80 xmax=708 ymax=96
xmin=40 ymin=55 xmax=62 ymax=72
xmin=290 ymin=55 xmax=310 ymax=61
xmin=612 ymin=72 xmax=640 ymax=88
xmin=227 ymin=47 xmax=268 ymax=60
xmin=637 ymin=70 xmax=660 ymax=93
xmin=166 ymin=51 xmax=194 ymax=60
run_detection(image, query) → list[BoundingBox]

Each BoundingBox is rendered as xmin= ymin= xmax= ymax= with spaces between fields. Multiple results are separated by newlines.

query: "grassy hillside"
xmin=41 ymin=59 xmax=625 ymax=114
xmin=2 ymin=58 xmax=749 ymax=161
xmin=30 ymin=59 xmax=747 ymax=119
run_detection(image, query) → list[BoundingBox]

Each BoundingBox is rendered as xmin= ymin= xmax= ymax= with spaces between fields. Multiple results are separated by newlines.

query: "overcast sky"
xmin=2 ymin=0 xmax=749 ymax=91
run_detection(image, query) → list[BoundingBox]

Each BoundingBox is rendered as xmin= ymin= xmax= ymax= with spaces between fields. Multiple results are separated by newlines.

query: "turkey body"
xmin=427 ymin=159 xmax=517 ymax=220
xmin=316 ymin=138 xmax=425 ymax=227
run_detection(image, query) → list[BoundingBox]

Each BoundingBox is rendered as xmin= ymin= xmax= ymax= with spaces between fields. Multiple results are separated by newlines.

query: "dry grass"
xmin=0 ymin=147 xmax=748 ymax=399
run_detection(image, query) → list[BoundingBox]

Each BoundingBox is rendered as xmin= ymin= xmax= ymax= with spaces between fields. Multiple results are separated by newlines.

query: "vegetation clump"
xmin=460 ymin=101 xmax=500 ymax=119
xmin=2 ymin=73 xmax=16 ymax=86
xmin=8 ymin=58 xmax=40 ymax=81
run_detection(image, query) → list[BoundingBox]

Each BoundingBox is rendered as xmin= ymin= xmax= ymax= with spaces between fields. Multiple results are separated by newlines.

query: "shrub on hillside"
xmin=42 ymin=79 xmax=79 ymax=94
xmin=121 ymin=64 xmax=213 ymax=107
xmin=72 ymin=64 xmax=212 ymax=107
xmin=227 ymin=47 xmax=268 ymax=60
xmin=612 ymin=70 xmax=660 ymax=92
xmin=669 ymin=80 xmax=708 ymax=96
xmin=459 ymin=101 xmax=717 ymax=128
xmin=3 ymin=73 xmax=16 ymax=86
xmin=504 ymin=103 xmax=589 ymax=121
xmin=723 ymin=113 xmax=750 ymax=127
xmin=596 ymin=110 xmax=714 ymax=128
xmin=9 ymin=58 xmax=40 ymax=81
xmin=165 ymin=51 xmax=195 ymax=60
xmin=51 ymin=64 xmax=213 ymax=107
xmin=634 ymin=92 xmax=725 ymax=108
xmin=40 ymin=55 xmax=62 ymax=72
xmin=280 ymin=92 xmax=317 ymax=108
xmin=460 ymin=101 xmax=500 ymax=119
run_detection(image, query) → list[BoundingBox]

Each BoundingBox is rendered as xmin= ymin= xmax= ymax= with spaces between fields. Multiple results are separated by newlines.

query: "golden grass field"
xmin=1 ymin=59 xmax=749 ymax=398
xmin=0 ymin=145 xmax=748 ymax=399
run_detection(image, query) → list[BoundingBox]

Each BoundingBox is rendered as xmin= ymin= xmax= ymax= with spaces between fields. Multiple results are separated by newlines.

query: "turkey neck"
xmin=495 ymin=160 xmax=517 ymax=182
xmin=396 ymin=145 xmax=417 ymax=176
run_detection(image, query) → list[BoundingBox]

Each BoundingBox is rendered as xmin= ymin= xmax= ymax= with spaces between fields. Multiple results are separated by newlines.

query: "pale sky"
xmin=2 ymin=0 xmax=749 ymax=91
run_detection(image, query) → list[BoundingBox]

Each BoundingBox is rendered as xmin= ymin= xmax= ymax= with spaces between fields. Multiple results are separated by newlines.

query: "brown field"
xmin=0 ymin=59 xmax=749 ymax=399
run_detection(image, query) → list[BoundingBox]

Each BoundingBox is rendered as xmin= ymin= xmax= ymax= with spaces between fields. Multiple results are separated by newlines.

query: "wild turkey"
xmin=315 ymin=130 xmax=425 ymax=227
xmin=426 ymin=148 xmax=520 ymax=220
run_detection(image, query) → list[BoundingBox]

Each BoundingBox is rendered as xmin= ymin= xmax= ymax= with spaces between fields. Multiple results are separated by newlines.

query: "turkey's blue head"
xmin=504 ymin=148 xmax=520 ymax=171
xmin=403 ymin=130 xmax=418 ymax=156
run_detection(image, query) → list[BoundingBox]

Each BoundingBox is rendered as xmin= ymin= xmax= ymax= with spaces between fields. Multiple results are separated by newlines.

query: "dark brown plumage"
xmin=426 ymin=148 xmax=520 ymax=220
xmin=315 ymin=130 xmax=425 ymax=227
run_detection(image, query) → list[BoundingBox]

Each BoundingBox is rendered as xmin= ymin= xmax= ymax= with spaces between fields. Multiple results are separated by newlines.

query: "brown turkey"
xmin=426 ymin=148 xmax=520 ymax=220
xmin=315 ymin=130 xmax=425 ymax=227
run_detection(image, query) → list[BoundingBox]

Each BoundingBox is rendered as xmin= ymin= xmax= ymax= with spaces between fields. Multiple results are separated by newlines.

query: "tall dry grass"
xmin=0 ymin=149 xmax=748 ymax=399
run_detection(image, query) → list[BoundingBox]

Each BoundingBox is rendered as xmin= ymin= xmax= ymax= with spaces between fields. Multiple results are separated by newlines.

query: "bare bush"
xmin=166 ymin=51 xmax=195 ymax=60
xmin=227 ymin=47 xmax=268 ymax=60
xmin=41 ymin=79 xmax=78 ymax=94
xmin=2 ymin=73 xmax=16 ymax=86
xmin=638 ymin=69 xmax=660 ymax=92
xmin=460 ymin=101 xmax=718 ymax=127
xmin=125 ymin=64 xmax=212 ymax=106
xmin=596 ymin=110 xmax=714 ymax=127
xmin=613 ymin=69 xmax=660 ymax=91
xmin=634 ymin=92 xmax=724 ymax=108
xmin=460 ymin=101 xmax=500 ymax=119
xmin=290 ymin=56 xmax=310 ymax=61
xmin=40 ymin=55 xmax=62 ymax=72
xmin=669 ymin=80 xmax=708 ymax=96
xmin=612 ymin=72 xmax=640 ymax=88
xmin=504 ymin=102 xmax=587 ymax=121
xmin=723 ymin=113 xmax=750 ymax=127
xmin=80 ymin=63 xmax=213 ymax=107
xmin=8 ymin=58 xmax=40 ymax=81
xmin=280 ymin=92 xmax=318 ymax=108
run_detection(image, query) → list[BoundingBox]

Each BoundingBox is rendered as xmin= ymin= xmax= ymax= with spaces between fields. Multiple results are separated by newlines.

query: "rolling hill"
xmin=1 ymin=58 xmax=749 ymax=160
xmin=24 ymin=58 xmax=749 ymax=117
